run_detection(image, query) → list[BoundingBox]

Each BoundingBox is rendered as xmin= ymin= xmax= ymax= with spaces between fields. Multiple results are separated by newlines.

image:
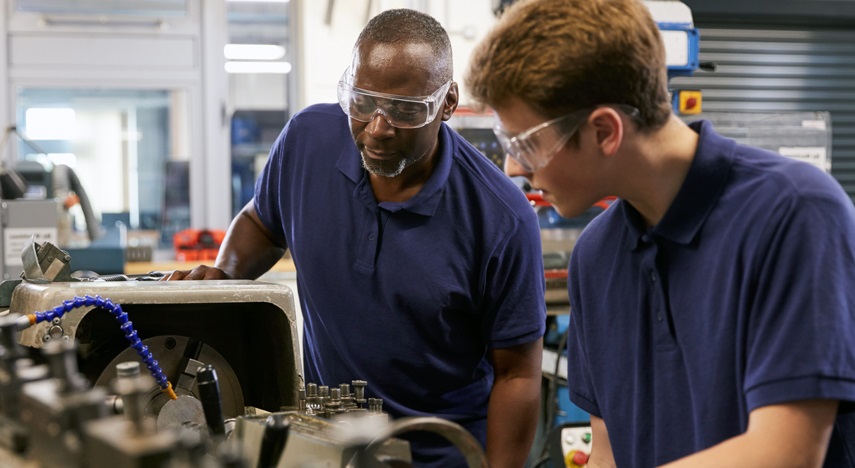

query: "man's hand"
xmin=160 ymin=265 xmax=233 ymax=281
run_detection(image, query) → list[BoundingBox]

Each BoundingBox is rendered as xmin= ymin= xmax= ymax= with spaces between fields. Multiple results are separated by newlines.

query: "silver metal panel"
xmin=0 ymin=199 xmax=59 ymax=281
xmin=679 ymin=111 xmax=832 ymax=172
xmin=671 ymin=23 xmax=855 ymax=200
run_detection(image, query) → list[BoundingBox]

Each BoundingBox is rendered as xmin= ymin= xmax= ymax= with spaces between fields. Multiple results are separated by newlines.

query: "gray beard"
xmin=361 ymin=146 xmax=429 ymax=178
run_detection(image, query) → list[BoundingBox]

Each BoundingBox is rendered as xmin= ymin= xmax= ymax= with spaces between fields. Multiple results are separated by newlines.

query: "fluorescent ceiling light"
xmin=225 ymin=61 xmax=292 ymax=74
xmin=227 ymin=0 xmax=288 ymax=2
xmin=224 ymin=44 xmax=286 ymax=61
xmin=25 ymin=108 xmax=76 ymax=140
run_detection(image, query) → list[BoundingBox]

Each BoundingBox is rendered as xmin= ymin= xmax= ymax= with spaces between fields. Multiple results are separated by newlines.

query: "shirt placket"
xmin=354 ymin=183 xmax=380 ymax=273
xmin=641 ymin=234 xmax=675 ymax=349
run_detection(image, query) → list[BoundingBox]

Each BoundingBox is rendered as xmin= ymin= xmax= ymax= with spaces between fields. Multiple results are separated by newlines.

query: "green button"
xmin=581 ymin=432 xmax=592 ymax=443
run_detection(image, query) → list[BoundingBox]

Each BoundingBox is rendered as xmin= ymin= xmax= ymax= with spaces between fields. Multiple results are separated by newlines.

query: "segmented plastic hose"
xmin=25 ymin=294 xmax=177 ymax=400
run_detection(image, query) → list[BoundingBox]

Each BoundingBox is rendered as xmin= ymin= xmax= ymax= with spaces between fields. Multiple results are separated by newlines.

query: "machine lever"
xmin=196 ymin=364 xmax=226 ymax=437
xmin=257 ymin=413 xmax=290 ymax=468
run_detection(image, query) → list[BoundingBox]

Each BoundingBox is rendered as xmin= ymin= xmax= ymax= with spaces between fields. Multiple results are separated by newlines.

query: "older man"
xmin=168 ymin=9 xmax=546 ymax=467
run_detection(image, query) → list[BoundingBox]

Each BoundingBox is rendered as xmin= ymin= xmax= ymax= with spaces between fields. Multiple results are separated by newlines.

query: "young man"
xmin=166 ymin=9 xmax=545 ymax=467
xmin=466 ymin=0 xmax=855 ymax=466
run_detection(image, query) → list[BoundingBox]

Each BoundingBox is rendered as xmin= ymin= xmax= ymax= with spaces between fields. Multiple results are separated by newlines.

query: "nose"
xmin=503 ymin=155 xmax=531 ymax=179
xmin=366 ymin=110 xmax=396 ymax=138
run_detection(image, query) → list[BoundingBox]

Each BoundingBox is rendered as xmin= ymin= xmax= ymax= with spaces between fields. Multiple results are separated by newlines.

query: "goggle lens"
xmin=337 ymin=72 xmax=451 ymax=129
xmin=494 ymin=109 xmax=592 ymax=173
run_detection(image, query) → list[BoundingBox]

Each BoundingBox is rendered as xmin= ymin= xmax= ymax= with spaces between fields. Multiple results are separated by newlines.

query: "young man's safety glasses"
xmin=493 ymin=108 xmax=592 ymax=173
xmin=337 ymin=70 xmax=452 ymax=129
xmin=494 ymin=105 xmax=638 ymax=173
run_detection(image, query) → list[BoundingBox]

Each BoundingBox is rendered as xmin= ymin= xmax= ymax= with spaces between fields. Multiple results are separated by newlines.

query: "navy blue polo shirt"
xmin=567 ymin=120 xmax=855 ymax=466
xmin=254 ymin=103 xmax=546 ymax=464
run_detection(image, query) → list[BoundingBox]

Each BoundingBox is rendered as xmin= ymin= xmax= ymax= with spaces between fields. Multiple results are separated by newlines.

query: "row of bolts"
xmin=299 ymin=380 xmax=384 ymax=416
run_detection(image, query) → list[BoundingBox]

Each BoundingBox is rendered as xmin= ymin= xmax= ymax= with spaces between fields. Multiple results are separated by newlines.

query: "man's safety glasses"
xmin=337 ymin=70 xmax=452 ymax=129
xmin=494 ymin=105 xmax=639 ymax=173
xmin=493 ymin=108 xmax=594 ymax=173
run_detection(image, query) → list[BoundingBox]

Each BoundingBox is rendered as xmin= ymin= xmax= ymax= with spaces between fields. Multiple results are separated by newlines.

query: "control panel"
xmin=549 ymin=422 xmax=593 ymax=467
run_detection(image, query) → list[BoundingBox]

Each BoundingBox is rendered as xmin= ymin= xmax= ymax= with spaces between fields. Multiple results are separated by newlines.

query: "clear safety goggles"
xmin=493 ymin=108 xmax=593 ymax=173
xmin=493 ymin=105 xmax=638 ymax=173
xmin=337 ymin=70 xmax=452 ymax=129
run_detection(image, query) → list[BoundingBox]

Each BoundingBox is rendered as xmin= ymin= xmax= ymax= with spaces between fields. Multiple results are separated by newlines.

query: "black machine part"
xmin=0 ymin=163 xmax=28 ymax=200
xmin=257 ymin=413 xmax=290 ymax=468
xmin=197 ymin=363 xmax=227 ymax=437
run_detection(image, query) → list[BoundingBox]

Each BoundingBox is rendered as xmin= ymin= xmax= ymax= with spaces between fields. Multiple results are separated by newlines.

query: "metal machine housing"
xmin=10 ymin=279 xmax=302 ymax=416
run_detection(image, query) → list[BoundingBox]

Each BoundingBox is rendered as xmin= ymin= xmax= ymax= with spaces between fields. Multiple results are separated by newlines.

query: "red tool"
xmin=173 ymin=229 xmax=226 ymax=262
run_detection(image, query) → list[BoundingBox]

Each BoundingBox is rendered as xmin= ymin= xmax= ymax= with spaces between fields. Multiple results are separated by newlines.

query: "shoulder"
xmin=693 ymin=120 xmax=845 ymax=205
xmin=286 ymin=103 xmax=348 ymax=130
xmin=272 ymin=103 xmax=350 ymax=151
xmin=443 ymin=125 xmax=536 ymax=222
xmin=731 ymin=143 xmax=849 ymax=212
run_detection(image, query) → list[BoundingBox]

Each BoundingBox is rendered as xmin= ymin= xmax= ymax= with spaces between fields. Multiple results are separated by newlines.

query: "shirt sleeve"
xmin=743 ymin=176 xmax=855 ymax=412
xmin=253 ymin=120 xmax=291 ymax=240
xmin=483 ymin=205 xmax=547 ymax=349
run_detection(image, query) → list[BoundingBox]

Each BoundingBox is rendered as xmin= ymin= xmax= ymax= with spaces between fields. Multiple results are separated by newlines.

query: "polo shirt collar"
xmin=336 ymin=123 xmax=454 ymax=217
xmin=622 ymin=120 xmax=735 ymax=250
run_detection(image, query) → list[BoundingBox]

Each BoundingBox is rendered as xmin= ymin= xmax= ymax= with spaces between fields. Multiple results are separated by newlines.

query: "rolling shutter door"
xmin=671 ymin=25 xmax=855 ymax=201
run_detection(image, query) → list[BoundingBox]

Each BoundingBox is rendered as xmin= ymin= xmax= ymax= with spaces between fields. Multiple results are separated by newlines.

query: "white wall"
xmin=295 ymin=0 xmax=497 ymax=111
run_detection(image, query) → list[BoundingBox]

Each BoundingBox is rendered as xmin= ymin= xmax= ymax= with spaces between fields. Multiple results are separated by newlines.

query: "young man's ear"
xmin=590 ymin=107 xmax=624 ymax=157
xmin=441 ymin=82 xmax=460 ymax=121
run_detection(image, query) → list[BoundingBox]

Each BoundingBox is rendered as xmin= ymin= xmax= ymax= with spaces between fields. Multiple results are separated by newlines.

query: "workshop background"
xmin=0 ymin=0 xmax=854 ymax=258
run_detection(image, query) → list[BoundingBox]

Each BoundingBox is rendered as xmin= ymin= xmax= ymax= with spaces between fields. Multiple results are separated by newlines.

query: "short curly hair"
xmin=466 ymin=0 xmax=671 ymax=132
xmin=355 ymin=9 xmax=453 ymax=84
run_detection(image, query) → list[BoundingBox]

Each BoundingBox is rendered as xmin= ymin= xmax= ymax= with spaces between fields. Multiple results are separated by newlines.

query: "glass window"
xmin=226 ymin=0 xmax=291 ymax=217
xmin=14 ymin=88 xmax=189 ymax=247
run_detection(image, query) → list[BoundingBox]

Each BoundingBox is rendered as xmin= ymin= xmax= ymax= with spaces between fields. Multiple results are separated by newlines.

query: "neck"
xmin=617 ymin=115 xmax=700 ymax=227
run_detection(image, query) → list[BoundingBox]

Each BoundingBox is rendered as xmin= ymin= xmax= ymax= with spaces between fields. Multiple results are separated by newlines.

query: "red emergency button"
xmin=678 ymin=90 xmax=703 ymax=115
xmin=566 ymin=449 xmax=590 ymax=467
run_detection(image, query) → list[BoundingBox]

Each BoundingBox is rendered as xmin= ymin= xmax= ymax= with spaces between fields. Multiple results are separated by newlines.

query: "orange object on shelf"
xmin=526 ymin=193 xmax=617 ymax=211
xmin=526 ymin=192 xmax=552 ymax=207
xmin=173 ymin=228 xmax=226 ymax=262
xmin=545 ymin=269 xmax=568 ymax=280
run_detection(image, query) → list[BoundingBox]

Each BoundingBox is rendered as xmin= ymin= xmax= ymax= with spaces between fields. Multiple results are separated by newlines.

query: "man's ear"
xmin=589 ymin=107 xmax=624 ymax=157
xmin=441 ymin=82 xmax=460 ymax=121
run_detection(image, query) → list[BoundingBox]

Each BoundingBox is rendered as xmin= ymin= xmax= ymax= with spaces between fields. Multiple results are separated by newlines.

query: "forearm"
xmin=659 ymin=400 xmax=837 ymax=468
xmin=661 ymin=434 xmax=818 ymax=468
xmin=214 ymin=244 xmax=284 ymax=280
xmin=587 ymin=457 xmax=618 ymax=468
xmin=214 ymin=201 xmax=287 ymax=279
xmin=583 ymin=415 xmax=616 ymax=467
xmin=486 ymin=373 xmax=540 ymax=467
